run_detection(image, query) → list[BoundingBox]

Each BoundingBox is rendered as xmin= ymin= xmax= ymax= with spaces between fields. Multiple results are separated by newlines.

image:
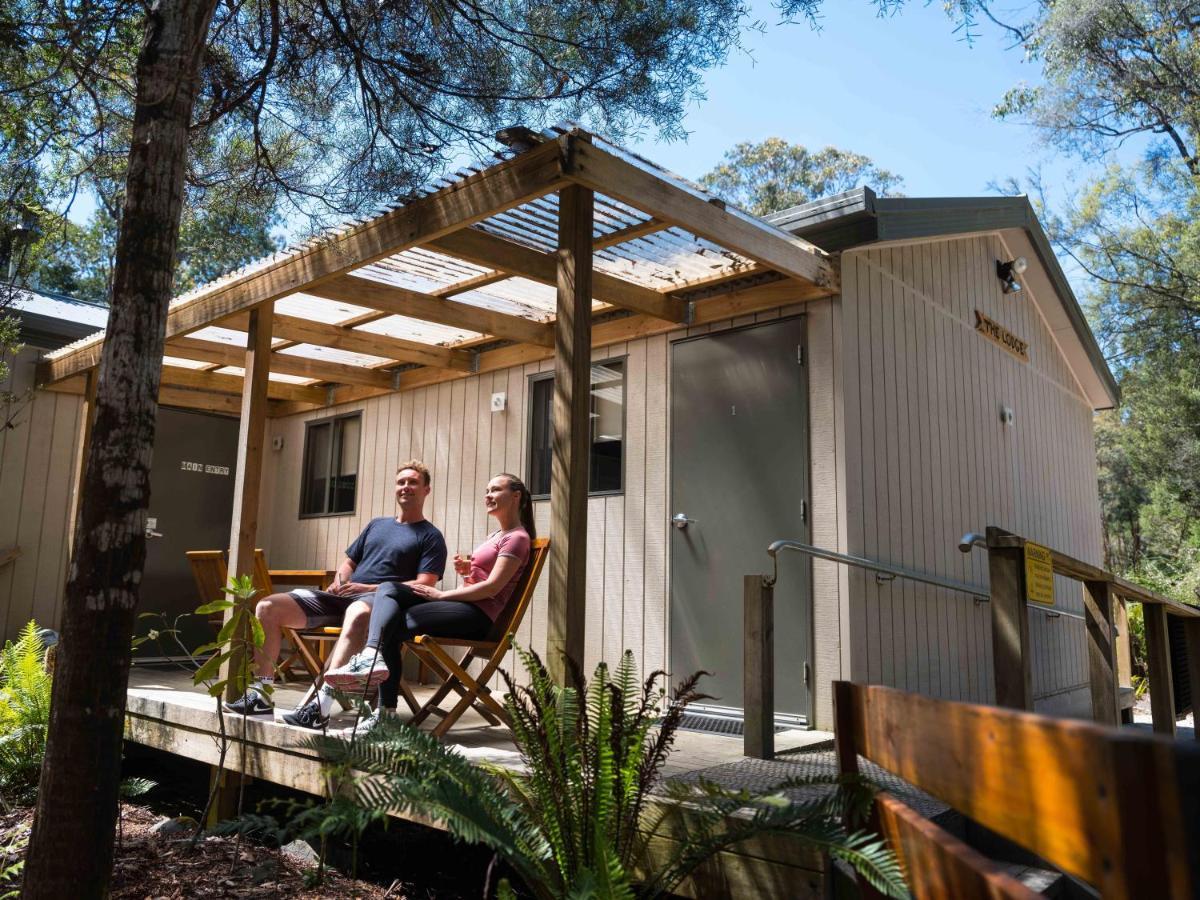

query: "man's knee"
xmin=342 ymin=601 xmax=371 ymax=637
xmin=256 ymin=592 xmax=294 ymax=625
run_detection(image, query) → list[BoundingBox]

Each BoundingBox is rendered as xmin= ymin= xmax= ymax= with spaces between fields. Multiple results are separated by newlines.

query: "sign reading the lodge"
xmin=1024 ymin=541 xmax=1055 ymax=606
xmin=974 ymin=310 xmax=1029 ymax=362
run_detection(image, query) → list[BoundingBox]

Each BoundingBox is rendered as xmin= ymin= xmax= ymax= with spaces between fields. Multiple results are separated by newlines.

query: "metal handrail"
xmin=767 ymin=539 xmax=989 ymax=599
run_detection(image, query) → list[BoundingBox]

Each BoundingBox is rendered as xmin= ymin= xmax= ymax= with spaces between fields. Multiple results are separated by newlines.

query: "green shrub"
xmin=0 ymin=622 xmax=52 ymax=804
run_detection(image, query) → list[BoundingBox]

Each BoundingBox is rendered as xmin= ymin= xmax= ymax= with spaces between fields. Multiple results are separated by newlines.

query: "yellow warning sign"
xmin=1024 ymin=542 xmax=1055 ymax=606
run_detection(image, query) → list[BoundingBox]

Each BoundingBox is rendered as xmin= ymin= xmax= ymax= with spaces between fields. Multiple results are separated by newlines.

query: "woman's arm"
xmin=410 ymin=554 xmax=522 ymax=604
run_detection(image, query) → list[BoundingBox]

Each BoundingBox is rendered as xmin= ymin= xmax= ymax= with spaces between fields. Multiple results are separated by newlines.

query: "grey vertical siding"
xmin=839 ymin=235 xmax=1103 ymax=712
xmin=0 ymin=348 xmax=84 ymax=640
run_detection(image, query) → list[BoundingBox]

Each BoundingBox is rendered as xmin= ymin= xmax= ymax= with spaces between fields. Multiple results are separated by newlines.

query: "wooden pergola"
xmin=41 ymin=127 xmax=837 ymax=678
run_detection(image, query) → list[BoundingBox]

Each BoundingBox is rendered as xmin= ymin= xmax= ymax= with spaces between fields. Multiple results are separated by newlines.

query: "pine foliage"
xmin=307 ymin=647 xmax=906 ymax=898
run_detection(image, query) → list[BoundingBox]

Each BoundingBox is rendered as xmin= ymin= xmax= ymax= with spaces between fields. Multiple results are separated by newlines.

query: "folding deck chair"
xmin=402 ymin=537 xmax=549 ymax=738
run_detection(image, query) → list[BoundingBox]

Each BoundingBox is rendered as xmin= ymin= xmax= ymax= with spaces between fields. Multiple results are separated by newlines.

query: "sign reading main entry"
xmin=1024 ymin=541 xmax=1055 ymax=606
xmin=975 ymin=310 xmax=1029 ymax=362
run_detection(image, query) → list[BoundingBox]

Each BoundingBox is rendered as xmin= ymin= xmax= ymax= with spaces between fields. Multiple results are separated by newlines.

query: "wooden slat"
xmin=835 ymin=681 xmax=1194 ymax=898
xmin=222 ymin=303 xmax=274 ymax=701
xmin=160 ymin=365 xmax=325 ymax=404
xmin=874 ymin=793 xmax=1039 ymax=900
xmin=307 ymin=274 xmax=553 ymax=348
xmin=168 ymin=336 xmax=392 ymax=388
xmin=429 ymin=226 xmax=687 ymax=323
xmin=563 ymin=138 xmax=836 ymax=290
xmin=1144 ymin=603 xmax=1176 ymax=737
xmin=547 ymin=184 xmax=592 ymax=683
xmin=593 ymin=217 xmax=667 ymax=251
xmin=43 ymin=138 xmax=569 ymax=382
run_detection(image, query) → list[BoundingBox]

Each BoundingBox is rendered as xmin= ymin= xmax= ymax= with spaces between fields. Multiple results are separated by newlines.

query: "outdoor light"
xmin=996 ymin=257 xmax=1028 ymax=294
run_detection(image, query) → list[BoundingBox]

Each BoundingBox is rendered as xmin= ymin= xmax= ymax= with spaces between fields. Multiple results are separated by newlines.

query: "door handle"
xmin=672 ymin=513 xmax=697 ymax=530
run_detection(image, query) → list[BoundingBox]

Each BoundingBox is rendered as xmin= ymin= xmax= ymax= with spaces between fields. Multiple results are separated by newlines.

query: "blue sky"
xmin=632 ymin=1 xmax=1071 ymax=198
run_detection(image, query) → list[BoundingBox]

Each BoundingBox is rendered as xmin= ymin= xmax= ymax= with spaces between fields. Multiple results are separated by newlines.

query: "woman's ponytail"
xmin=500 ymin=473 xmax=536 ymax=540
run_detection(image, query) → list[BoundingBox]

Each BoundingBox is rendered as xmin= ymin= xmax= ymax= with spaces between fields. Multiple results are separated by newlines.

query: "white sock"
xmin=251 ymin=675 xmax=274 ymax=697
xmin=317 ymin=683 xmax=336 ymax=716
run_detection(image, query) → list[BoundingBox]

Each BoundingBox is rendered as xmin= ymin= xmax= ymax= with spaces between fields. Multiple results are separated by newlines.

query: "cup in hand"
xmin=453 ymin=553 xmax=473 ymax=578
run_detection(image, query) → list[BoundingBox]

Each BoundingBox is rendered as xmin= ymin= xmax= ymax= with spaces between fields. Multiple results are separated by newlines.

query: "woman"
xmin=324 ymin=472 xmax=535 ymax=719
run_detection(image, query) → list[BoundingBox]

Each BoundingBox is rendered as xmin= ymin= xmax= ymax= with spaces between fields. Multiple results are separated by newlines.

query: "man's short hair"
xmin=397 ymin=459 xmax=431 ymax=486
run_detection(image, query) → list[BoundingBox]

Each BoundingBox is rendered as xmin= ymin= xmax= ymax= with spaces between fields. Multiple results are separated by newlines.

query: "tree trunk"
xmin=23 ymin=1 xmax=216 ymax=896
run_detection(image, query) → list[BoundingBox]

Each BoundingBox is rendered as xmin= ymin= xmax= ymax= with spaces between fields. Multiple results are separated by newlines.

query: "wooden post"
xmin=221 ymin=302 xmax=274 ymax=700
xmin=1084 ymin=579 xmax=1119 ymax=726
xmin=1142 ymin=603 xmax=1176 ymax=737
xmin=986 ymin=526 xmax=1032 ymax=710
xmin=65 ymin=368 xmax=98 ymax=559
xmin=547 ymin=183 xmax=593 ymax=684
xmin=744 ymin=575 xmax=774 ymax=760
xmin=1185 ymin=621 xmax=1200 ymax=743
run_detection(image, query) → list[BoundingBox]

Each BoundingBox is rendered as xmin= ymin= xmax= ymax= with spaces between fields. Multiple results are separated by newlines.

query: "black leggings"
xmin=364 ymin=582 xmax=493 ymax=709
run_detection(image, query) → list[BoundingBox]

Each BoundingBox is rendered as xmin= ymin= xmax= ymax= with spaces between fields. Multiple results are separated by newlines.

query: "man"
xmin=224 ymin=460 xmax=447 ymax=729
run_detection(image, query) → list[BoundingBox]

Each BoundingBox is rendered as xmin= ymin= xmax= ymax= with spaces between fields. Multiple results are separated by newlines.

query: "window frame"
xmin=526 ymin=355 xmax=627 ymax=501
xmin=298 ymin=411 xmax=363 ymax=519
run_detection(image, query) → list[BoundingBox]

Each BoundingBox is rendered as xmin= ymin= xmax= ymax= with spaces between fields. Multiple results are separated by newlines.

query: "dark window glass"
xmin=300 ymin=413 xmax=361 ymax=516
xmin=528 ymin=359 xmax=625 ymax=497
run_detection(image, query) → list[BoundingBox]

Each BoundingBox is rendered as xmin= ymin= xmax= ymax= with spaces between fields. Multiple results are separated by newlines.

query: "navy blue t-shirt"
xmin=345 ymin=518 xmax=447 ymax=585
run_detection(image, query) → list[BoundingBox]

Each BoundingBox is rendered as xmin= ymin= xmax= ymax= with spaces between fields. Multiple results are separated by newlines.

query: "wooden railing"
xmin=834 ymin=680 xmax=1200 ymax=899
xmin=967 ymin=526 xmax=1200 ymax=737
xmin=744 ymin=526 xmax=1200 ymax=757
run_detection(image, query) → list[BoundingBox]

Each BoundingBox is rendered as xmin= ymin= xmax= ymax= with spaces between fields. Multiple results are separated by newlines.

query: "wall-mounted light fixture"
xmin=996 ymin=257 xmax=1028 ymax=294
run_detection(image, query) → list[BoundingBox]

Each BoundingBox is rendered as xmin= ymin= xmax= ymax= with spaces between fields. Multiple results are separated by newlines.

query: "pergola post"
xmin=547 ymin=183 xmax=593 ymax=684
xmin=221 ymin=301 xmax=274 ymax=701
xmin=66 ymin=369 xmax=98 ymax=558
xmin=1185 ymin=620 xmax=1200 ymax=743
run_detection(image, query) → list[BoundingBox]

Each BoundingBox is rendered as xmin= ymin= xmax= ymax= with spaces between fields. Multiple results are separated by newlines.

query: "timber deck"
xmin=125 ymin=665 xmax=839 ymax=898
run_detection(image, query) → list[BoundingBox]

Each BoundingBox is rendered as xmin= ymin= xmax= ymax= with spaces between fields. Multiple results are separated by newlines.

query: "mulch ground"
xmin=1 ymin=804 xmax=397 ymax=898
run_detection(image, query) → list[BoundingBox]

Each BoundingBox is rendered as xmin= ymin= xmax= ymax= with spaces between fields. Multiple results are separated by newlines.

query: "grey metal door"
xmin=138 ymin=406 xmax=239 ymax=657
xmin=669 ymin=317 xmax=811 ymax=721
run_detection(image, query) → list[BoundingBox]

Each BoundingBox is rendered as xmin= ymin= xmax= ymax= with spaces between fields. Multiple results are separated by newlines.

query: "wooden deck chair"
xmin=250 ymin=550 xmax=341 ymax=683
xmin=403 ymin=537 xmax=549 ymax=738
xmin=187 ymin=550 xmax=229 ymax=624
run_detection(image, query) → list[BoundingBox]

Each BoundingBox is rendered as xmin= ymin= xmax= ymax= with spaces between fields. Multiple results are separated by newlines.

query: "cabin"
xmin=3 ymin=127 xmax=1122 ymax=732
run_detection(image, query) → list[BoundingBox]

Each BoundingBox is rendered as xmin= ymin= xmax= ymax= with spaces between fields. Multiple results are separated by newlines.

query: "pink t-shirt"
xmin=467 ymin=528 xmax=532 ymax=622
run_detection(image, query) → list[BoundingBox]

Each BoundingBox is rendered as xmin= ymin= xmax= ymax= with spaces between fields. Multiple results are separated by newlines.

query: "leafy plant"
xmin=190 ymin=574 xmax=267 ymax=702
xmin=307 ymin=647 xmax=906 ymax=899
xmin=0 ymin=622 xmax=53 ymax=804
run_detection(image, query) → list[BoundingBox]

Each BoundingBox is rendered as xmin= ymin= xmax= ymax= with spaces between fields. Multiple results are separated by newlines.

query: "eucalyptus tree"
xmin=2 ymin=0 xmax=759 ymax=894
xmin=700 ymin=138 xmax=903 ymax=216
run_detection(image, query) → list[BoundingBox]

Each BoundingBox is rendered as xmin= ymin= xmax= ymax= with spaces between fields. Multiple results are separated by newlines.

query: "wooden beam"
xmin=1143 ymin=603 xmax=1176 ymax=737
xmin=167 ymin=336 xmax=392 ymax=389
xmin=157 ymin=385 xmax=244 ymax=416
xmin=547 ymin=184 xmax=592 ymax=684
xmin=430 ymin=227 xmax=686 ymax=323
xmin=306 ymin=275 xmax=553 ymax=348
xmin=593 ymin=217 xmax=667 ymax=251
xmin=273 ymin=278 xmax=827 ymax=415
xmin=987 ymin=526 xmax=1032 ymax=711
xmin=223 ymin=303 xmax=274 ymax=702
xmin=563 ymin=138 xmax=837 ymax=290
xmin=1084 ymin=579 xmax=1119 ymax=726
xmin=161 ymin=365 xmax=325 ymax=404
xmin=43 ymin=138 xmax=569 ymax=383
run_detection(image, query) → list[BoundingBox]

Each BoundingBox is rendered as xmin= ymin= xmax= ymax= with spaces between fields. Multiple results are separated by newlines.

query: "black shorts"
xmin=288 ymin=589 xmax=376 ymax=628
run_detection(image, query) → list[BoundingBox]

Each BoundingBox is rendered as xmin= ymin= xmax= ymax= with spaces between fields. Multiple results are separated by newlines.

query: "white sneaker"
xmin=323 ymin=650 xmax=390 ymax=688
xmin=339 ymin=707 xmax=396 ymax=739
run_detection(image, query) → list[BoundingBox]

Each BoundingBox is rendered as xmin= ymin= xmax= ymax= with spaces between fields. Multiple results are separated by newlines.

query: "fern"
xmin=0 ymin=622 xmax=52 ymax=803
xmin=305 ymin=646 xmax=907 ymax=899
